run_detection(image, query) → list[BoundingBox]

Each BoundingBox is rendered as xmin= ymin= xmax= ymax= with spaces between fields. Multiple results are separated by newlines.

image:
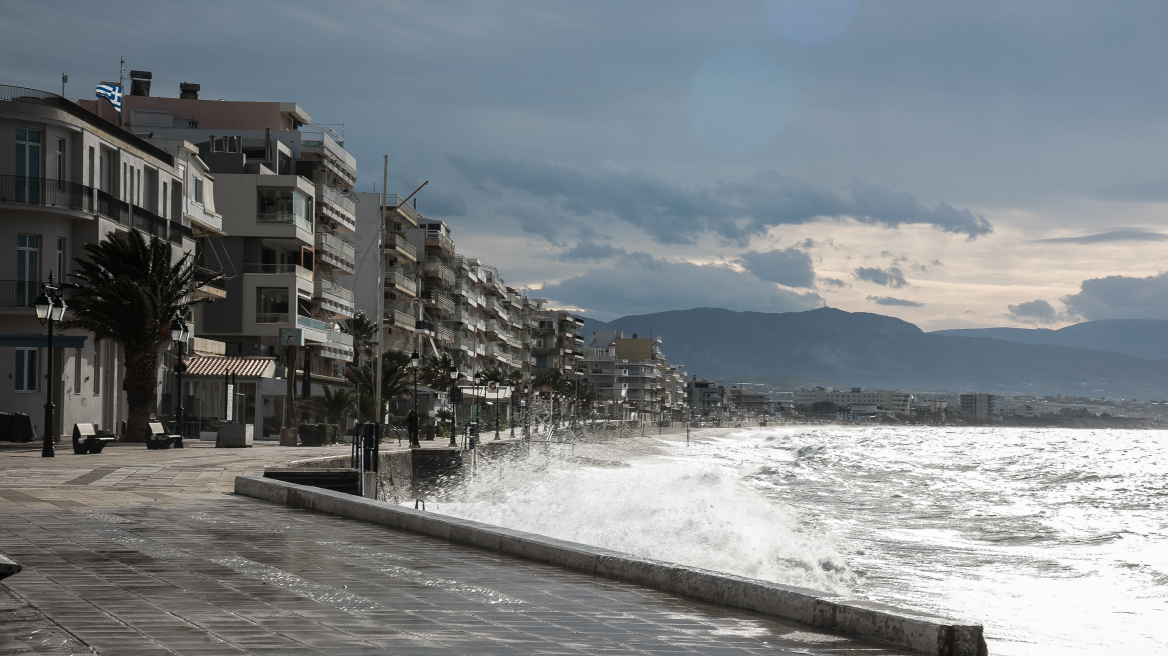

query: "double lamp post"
xmin=34 ymin=272 xmax=67 ymax=458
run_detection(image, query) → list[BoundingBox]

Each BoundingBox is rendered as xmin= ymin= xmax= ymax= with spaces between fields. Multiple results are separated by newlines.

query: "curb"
xmin=235 ymin=475 xmax=987 ymax=656
xmin=0 ymin=552 xmax=21 ymax=581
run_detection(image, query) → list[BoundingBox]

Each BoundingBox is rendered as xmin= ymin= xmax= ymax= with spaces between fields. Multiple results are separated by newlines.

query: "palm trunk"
xmin=122 ymin=352 xmax=158 ymax=443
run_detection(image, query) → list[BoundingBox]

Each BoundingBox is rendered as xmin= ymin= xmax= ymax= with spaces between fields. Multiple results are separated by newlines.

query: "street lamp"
xmin=448 ymin=366 xmax=459 ymax=447
xmin=169 ymin=314 xmax=190 ymax=448
xmin=473 ymin=372 xmax=485 ymax=446
xmin=491 ymin=380 xmax=500 ymax=440
xmin=34 ymin=272 xmax=66 ymax=458
xmin=409 ymin=350 xmax=421 ymax=448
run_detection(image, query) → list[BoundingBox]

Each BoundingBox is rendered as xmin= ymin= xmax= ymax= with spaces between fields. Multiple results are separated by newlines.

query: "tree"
xmin=341 ymin=311 xmax=377 ymax=362
xmin=310 ymin=386 xmax=355 ymax=440
xmin=420 ymin=352 xmax=456 ymax=392
xmin=348 ymin=348 xmax=412 ymax=421
xmin=64 ymin=231 xmax=218 ymax=443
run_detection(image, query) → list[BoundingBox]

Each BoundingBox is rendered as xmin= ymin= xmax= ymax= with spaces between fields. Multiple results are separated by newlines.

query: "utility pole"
xmin=374 ymin=156 xmax=387 ymax=430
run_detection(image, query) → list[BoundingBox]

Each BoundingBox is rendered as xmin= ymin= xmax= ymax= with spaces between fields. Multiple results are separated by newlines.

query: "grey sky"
xmin=6 ymin=1 xmax=1167 ymax=325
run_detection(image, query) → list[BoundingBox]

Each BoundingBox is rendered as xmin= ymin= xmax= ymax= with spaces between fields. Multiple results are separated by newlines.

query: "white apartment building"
xmin=795 ymin=387 xmax=913 ymax=414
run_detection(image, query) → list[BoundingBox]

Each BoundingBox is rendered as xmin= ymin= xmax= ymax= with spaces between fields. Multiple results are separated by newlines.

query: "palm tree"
xmin=421 ymin=352 xmax=456 ymax=393
xmin=64 ymin=231 xmax=218 ymax=443
xmin=310 ymin=386 xmax=355 ymax=441
xmin=348 ymin=348 xmax=412 ymax=422
xmin=341 ymin=311 xmax=377 ymax=361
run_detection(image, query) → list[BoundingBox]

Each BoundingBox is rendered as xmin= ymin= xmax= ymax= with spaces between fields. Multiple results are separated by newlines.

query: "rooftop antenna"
xmin=61 ymin=73 xmax=67 ymax=98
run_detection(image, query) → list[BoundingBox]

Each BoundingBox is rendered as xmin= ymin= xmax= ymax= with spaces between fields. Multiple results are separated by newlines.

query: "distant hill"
xmin=932 ymin=320 xmax=1168 ymax=360
xmin=578 ymin=307 xmax=1168 ymax=397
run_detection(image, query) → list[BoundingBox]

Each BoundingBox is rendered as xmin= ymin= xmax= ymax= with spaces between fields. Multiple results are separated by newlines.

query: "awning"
xmin=183 ymin=356 xmax=276 ymax=378
xmin=0 ymin=334 xmax=87 ymax=348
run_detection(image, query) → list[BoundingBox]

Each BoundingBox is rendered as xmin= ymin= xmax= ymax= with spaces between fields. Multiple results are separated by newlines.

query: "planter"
xmin=199 ymin=431 xmax=218 ymax=442
xmin=216 ymin=423 xmax=254 ymax=448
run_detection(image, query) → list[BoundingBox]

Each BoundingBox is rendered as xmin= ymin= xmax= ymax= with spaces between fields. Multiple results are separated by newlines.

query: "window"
xmin=161 ymin=182 xmax=167 ymax=219
xmin=256 ymin=188 xmax=311 ymax=229
xmin=56 ymin=138 xmax=66 ymax=190
xmin=15 ymin=128 xmax=42 ymax=203
xmin=15 ymin=348 xmax=37 ymax=392
xmin=192 ymin=176 xmax=204 ymax=205
xmin=255 ymin=287 xmax=290 ymax=324
xmin=56 ymin=237 xmax=65 ymax=282
xmin=16 ymin=234 xmax=40 ymax=307
xmin=93 ymin=339 xmax=101 ymax=395
xmin=73 ymin=348 xmax=82 ymax=394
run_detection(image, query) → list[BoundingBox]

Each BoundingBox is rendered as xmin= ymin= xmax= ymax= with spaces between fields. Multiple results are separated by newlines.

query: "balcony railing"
xmin=169 ymin=219 xmax=193 ymax=244
xmin=314 ymin=183 xmax=356 ymax=231
xmin=193 ymin=266 xmax=227 ymax=291
xmin=300 ymin=132 xmax=357 ymax=184
xmin=297 ymin=315 xmax=328 ymax=333
xmin=421 ymin=289 xmax=455 ymax=314
xmin=384 ymin=268 xmax=418 ymax=296
xmin=1 ymin=175 xmax=177 ymax=242
xmin=132 ymin=205 xmax=168 ymax=239
xmin=383 ymin=308 xmax=415 ymax=327
xmin=423 ymin=258 xmax=455 ymax=282
xmin=243 ymin=262 xmax=314 ymax=282
xmin=255 ymin=312 xmax=288 ymax=324
xmin=257 ymin=211 xmax=313 ymax=233
xmin=0 ymin=279 xmax=77 ymax=308
xmin=386 ymin=234 xmax=417 ymax=260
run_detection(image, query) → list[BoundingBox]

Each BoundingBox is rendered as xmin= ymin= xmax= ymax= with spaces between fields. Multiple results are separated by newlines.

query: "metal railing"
xmin=169 ymin=220 xmax=193 ymax=244
xmin=424 ymin=232 xmax=455 ymax=253
xmin=386 ymin=234 xmax=417 ymax=260
xmin=1 ymin=84 xmax=174 ymax=166
xmin=422 ymin=289 xmax=455 ymax=314
xmin=0 ymin=279 xmax=76 ymax=307
xmin=257 ymin=211 xmax=313 ymax=233
xmin=297 ymin=315 xmax=328 ymax=333
xmin=383 ymin=308 xmax=415 ymax=326
xmin=384 ymin=269 xmax=417 ymax=295
xmin=193 ymin=266 xmax=227 ymax=291
xmin=0 ymin=174 xmax=177 ymax=241
xmin=243 ymin=263 xmax=314 ymax=281
xmin=423 ymin=257 xmax=455 ymax=282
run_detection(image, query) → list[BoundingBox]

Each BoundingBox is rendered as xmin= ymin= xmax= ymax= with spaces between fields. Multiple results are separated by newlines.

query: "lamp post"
xmin=34 ymin=272 xmax=66 ymax=458
xmin=473 ymin=372 xmax=485 ymax=446
xmin=448 ymin=366 xmax=458 ymax=447
xmin=491 ymin=380 xmax=500 ymax=440
xmin=410 ymin=350 xmax=420 ymax=448
xmin=169 ymin=314 xmax=190 ymax=448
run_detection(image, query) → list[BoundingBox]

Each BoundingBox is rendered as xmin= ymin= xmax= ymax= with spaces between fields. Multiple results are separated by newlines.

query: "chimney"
xmin=129 ymin=70 xmax=152 ymax=97
xmin=179 ymin=82 xmax=200 ymax=100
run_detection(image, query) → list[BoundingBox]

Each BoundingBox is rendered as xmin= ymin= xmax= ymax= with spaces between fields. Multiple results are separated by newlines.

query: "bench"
xmin=72 ymin=423 xmax=116 ymax=454
xmin=147 ymin=422 xmax=181 ymax=450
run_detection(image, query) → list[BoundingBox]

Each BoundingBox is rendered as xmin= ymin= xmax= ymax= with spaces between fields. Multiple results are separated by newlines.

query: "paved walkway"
xmin=0 ymin=441 xmax=907 ymax=656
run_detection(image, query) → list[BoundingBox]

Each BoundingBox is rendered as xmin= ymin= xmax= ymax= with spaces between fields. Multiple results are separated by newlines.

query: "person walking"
xmin=407 ymin=409 xmax=420 ymax=449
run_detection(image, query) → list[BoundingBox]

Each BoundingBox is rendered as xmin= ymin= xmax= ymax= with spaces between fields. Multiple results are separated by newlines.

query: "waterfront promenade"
xmin=0 ymin=438 xmax=910 ymax=656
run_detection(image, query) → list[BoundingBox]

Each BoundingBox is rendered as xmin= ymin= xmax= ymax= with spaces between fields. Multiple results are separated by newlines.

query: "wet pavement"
xmin=0 ymin=440 xmax=909 ymax=655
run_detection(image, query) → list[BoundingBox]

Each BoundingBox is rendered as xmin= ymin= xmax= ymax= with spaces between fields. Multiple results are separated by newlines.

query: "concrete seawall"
xmin=236 ymin=474 xmax=987 ymax=656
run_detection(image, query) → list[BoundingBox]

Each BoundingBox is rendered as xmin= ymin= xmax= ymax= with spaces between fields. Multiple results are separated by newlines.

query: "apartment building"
xmin=959 ymin=393 xmax=995 ymax=418
xmin=795 ymin=387 xmax=913 ymax=414
xmin=353 ymin=193 xmax=419 ymax=355
xmin=686 ymin=376 xmax=723 ymax=418
xmin=1 ymin=83 xmax=202 ymax=439
xmin=532 ymin=310 xmax=584 ymax=379
xmin=725 ymin=386 xmax=773 ymax=416
xmin=83 ymin=79 xmax=358 ymax=436
xmin=582 ymin=330 xmax=686 ymax=423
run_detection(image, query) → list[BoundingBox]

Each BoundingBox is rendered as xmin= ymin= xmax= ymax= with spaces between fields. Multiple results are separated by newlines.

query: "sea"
xmin=423 ymin=425 xmax=1168 ymax=655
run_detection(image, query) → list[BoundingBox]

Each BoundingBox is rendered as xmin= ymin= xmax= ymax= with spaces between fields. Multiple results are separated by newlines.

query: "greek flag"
xmin=95 ymin=83 xmax=123 ymax=114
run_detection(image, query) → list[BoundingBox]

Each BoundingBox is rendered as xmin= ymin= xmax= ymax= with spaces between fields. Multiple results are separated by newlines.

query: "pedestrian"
xmin=407 ymin=409 xmax=420 ymax=448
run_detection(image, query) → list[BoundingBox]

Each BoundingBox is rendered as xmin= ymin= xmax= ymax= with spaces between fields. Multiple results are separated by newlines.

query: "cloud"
xmin=1089 ymin=181 xmax=1168 ymax=203
xmin=735 ymin=247 xmax=815 ymax=288
xmin=448 ymin=157 xmax=993 ymax=245
xmin=559 ymin=240 xmax=627 ymax=261
xmin=820 ymin=277 xmax=847 ymax=288
xmin=1006 ymin=299 xmax=1062 ymax=324
xmin=537 ymin=252 xmax=822 ymax=319
xmin=1029 ymin=229 xmax=1168 ymax=244
xmin=867 ymin=296 xmax=923 ymax=307
xmin=1062 ymin=272 xmax=1168 ymax=320
xmin=854 ymin=266 xmax=908 ymax=288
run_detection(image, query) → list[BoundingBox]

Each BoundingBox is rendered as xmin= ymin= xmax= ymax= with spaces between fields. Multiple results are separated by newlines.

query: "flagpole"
xmin=118 ymin=56 xmax=125 ymax=128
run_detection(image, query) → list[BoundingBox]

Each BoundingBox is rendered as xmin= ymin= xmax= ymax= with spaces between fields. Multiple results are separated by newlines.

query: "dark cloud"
xmin=1062 ymin=272 xmax=1168 ymax=320
xmin=736 ymin=247 xmax=815 ymax=288
xmin=559 ymin=240 xmax=627 ymax=262
xmin=854 ymin=266 xmax=908 ymax=288
xmin=820 ymin=278 xmax=847 ymax=288
xmin=448 ymin=158 xmax=992 ymax=245
xmin=1030 ymin=229 xmax=1168 ymax=244
xmin=538 ymin=252 xmax=822 ymax=320
xmin=1006 ymin=299 xmax=1061 ymax=324
xmin=867 ymin=296 xmax=923 ymax=307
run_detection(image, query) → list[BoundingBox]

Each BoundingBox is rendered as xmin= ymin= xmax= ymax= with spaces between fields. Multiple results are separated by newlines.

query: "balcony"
xmin=321 ymin=328 xmax=354 ymax=362
xmin=301 ymin=132 xmax=358 ymax=188
xmin=313 ymin=279 xmax=355 ymax=318
xmin=386 ymin=234 xmax=417 ymax=261
xmin=315 ymin=183 xmax=356 ymax=232
xmin=314 ymin=232 xmax=355 ymax=275
xmin=422 ymin=258 xmax=455 ymax=285
xmin=383 ymin=307 xmax=415 ymax=328
xmin=0 ymin=174 xmax=175 ymax=242
xmin=184 ymin=196 xmax=224 ymax=236
xmin=193 ymin=265 xmax=227 ymax=301
xmin=434 ymin=324 xmax=455 ymax=343
xmin=257 ymin=209 xmax=313 ymax=234
xmin=297 ymin=314 xmax=328 ymax=341
xmin=169 ymin=219 xmax=194 ymax=245
xmin=384 ymin=267 xmax=417 ymax=297
xmin=421 ymin=289 xmax=455 ymax=315
xmin=255 ymin=312 xmax=289 ymax=325
xmin=243 ymin=262 xmax=314 ymax=282
xmin=425 ymin=231 xmax=455 ymax=256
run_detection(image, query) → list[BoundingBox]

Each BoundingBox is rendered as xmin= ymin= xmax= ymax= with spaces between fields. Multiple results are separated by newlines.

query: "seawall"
xmin=235 ymin=474 xmax=987 ymax=656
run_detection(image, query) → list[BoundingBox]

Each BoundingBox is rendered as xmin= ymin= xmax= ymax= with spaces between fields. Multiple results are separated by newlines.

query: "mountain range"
xmin=580 ymin=308 xmax=1168 ymax=397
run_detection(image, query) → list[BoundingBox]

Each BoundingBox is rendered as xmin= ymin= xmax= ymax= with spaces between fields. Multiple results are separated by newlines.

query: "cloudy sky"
xmin=6 ymin=1 xmax=1168 ymax=328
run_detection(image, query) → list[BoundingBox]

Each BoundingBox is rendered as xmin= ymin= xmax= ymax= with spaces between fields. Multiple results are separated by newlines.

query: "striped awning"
xmin=182 ymin=356 xmax=276 ymax=378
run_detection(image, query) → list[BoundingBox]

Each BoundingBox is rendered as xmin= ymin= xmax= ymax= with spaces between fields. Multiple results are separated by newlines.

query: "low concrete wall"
xmin=235 ymin=475 xmax=986 ymax=656
xmin=0 ymin=552 xmax=21 ymax=581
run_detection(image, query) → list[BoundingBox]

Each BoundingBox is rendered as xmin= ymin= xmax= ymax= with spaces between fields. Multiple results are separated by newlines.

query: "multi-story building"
xmin=83 ymin=78 xmax=358 ymax=435
xmin=408 ymin=220 xmax=457 ymax=356
xmin=582 ymin=330 xmax=688 ymax=423
xmin=1 ymin=82 xmax=203 ymax=439
xmin=725 ymin=386 xmax=773 ymax=416
xmin=686 ymin=376 xmax=723 ymax=418
xmin=795 ymin=387 xmax=913 ymax=414
xmin=532 ymin=309 xmax=584 ymax=379
xmin=960 ymin=393 xmax=995 ymax=418
xmin=353 ymin=193 xmax=419 ymax=355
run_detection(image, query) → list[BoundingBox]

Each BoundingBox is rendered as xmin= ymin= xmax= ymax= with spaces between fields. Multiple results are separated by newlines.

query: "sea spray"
xmin=424 ymin=435 xmax=856 ymax=594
